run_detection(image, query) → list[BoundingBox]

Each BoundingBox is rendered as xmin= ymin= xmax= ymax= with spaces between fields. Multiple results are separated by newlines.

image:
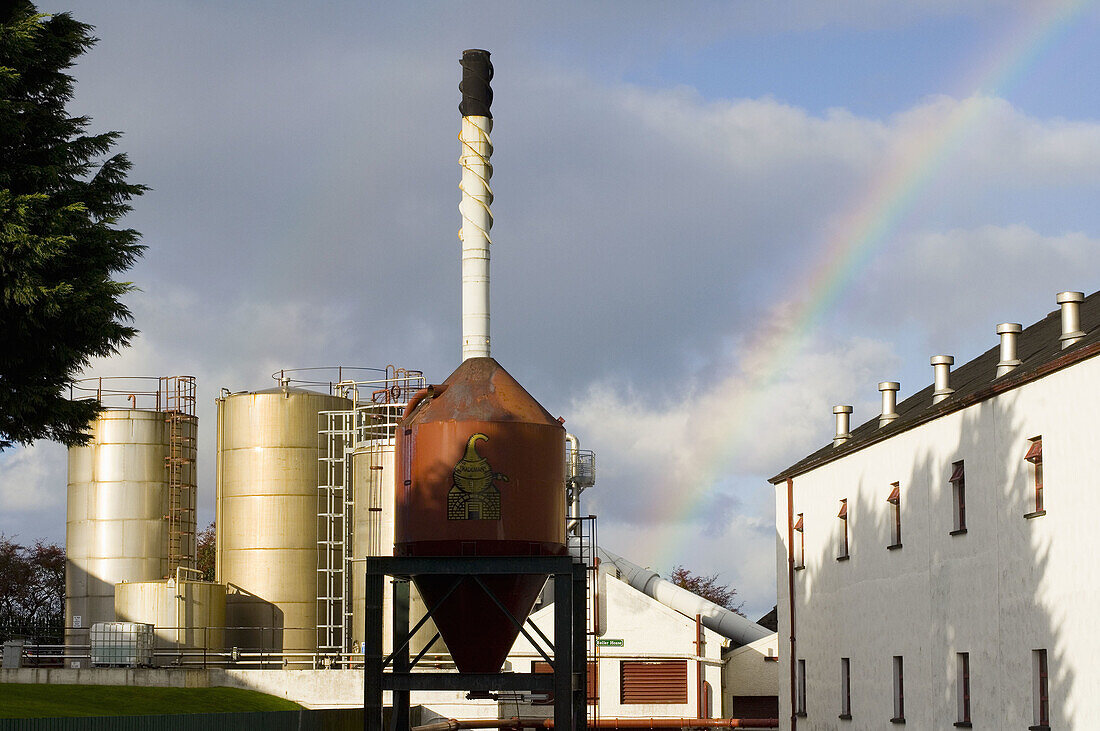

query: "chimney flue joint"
xmin=878 ymin=382 xmax=900 ymax=427
xmin=996 ymin=323 xmax=1022 ymax=377
xmin=833 ymin=405 xmax=853 ymax=446
xmin=931 ymin=355 xmax=954 ymax=404
xmin=1057 ymin=291 xmax=1085 ymax=349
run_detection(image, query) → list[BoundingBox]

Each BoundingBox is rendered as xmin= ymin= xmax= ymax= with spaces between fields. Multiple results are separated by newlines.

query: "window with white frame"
xmin=949 ymin=461 xmax=966 ymax=533
xmin=840 ymin=657 xmax=851 ymax=719
xmin=1025 ymin=437 xmax=1044 ymax=516
xmin=887 ymin=483 xmax=901 ymax=548
xmin=1033 ymin=649 xmax=1050 ymax=729
xmin=837 ymin=499 xmax=849 ymax=560
xmin=891 ymin=655 xmax=905 ymax=723
xmin=956 ymin=652 xmax=971 ymax=725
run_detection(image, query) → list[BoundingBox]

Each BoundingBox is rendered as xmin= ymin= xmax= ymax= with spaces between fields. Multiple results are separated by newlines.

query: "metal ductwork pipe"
xmin=460 ymin=49 xmax=494 ymax=361
xmin=931 ymin=355 xmax=954 ymax=404
xmin=597 ymin=548 xmax=771 ymax=646
xmin=878 ymin=382 xmax=899 ymax=427
xmin=996 ymin=323 xmax=1022 ymax=377
xmin=1057 ymin=291 xmax=1085 ymax=349
xmin=832 ymin=405 xmax=852 ymax=446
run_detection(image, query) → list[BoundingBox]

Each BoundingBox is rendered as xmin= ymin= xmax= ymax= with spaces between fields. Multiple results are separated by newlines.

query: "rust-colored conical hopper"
xmin=395 ymin=357 xmax=566 ymax=673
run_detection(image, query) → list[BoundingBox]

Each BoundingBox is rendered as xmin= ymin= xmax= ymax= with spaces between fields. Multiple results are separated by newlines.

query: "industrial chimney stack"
xmin=459 ymin=49 xmax=494 ymax=360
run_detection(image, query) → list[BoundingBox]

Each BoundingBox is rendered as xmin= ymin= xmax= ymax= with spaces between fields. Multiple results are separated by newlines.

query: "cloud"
xmin=0 ymin=441 xmax=67 ymax=542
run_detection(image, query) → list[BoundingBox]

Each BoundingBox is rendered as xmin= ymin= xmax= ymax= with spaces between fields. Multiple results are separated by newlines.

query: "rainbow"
xmin=649 ymin=0 xmax=1095 ymax=561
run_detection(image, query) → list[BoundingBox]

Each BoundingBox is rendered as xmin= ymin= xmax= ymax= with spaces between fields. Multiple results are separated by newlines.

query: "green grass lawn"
xmin=0 ymin=684 xmax=304 ymax=718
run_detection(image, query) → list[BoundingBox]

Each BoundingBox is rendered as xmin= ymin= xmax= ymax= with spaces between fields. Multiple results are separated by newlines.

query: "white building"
xmin=416 ymin=557 xmax=775 ymax=723
xmin=771 ymin=290 xmax=1100 ymax=730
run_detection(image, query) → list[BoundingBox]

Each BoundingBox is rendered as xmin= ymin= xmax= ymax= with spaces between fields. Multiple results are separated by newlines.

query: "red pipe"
xmin=412 ymin=719 xmax=779 ymax=731
xmin=786 ymin=477 xmax=797 ymax=730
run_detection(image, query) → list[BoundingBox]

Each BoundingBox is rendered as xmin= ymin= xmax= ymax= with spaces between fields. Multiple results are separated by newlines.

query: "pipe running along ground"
xmin=412 ymin=719 xmax=779 ymax=730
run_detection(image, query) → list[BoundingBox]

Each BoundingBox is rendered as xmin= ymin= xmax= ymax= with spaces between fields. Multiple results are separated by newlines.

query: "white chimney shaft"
xmin=833 ymin=405 xmax=853 ymax=446
xmin=996 ymin=323 xmax=1022 ymax=377
xmin=1057 ymin=291 xmax=1085 ymax=349
xmin=931 ymin=355 xmax=954 ymax=404
xmin=459 ymin=50 xmax=494 ymax=361
xmin=878 ymin=382 xmax=900 ymax=427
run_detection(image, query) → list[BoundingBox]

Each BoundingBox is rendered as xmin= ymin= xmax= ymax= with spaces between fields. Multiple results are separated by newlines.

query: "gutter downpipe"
xmin=786 ymin=478 xmax=797 ymax=731
xmin=696 ymin=614 xmax=705 ymax=719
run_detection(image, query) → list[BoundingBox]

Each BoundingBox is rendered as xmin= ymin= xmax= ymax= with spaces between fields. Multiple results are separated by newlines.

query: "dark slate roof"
xmin=770 ymin=291 xmax=1100 ymax=484
xmin=756 ymin=605 xmax=778 ymax=632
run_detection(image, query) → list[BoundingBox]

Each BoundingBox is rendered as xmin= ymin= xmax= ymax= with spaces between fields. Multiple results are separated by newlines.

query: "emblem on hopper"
xmin=448 ymin=433 xmax=508 ymax=520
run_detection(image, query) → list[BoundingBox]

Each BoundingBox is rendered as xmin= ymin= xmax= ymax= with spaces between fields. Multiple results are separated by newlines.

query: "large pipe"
xmin=597 ymin=548 xmax=770 ymax=645
xmin=459 ymin=49 xmax=494 ymax=361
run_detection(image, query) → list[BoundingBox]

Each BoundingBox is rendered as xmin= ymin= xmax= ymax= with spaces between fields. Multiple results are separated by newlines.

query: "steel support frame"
xmin=365 ymin=555 xmax=587 ymax=731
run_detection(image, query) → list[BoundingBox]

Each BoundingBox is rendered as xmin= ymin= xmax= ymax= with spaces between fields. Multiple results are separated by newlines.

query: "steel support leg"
xmin=365 ymin=559 xmax=384 ymax=731
xmin=392 ymin=578 xmax=411 ymax=731
xmin=553 ymin=569 xmax=573 ymax=731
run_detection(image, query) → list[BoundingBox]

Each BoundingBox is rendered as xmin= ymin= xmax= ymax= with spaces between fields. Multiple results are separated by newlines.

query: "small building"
xmin=771 ymin=290 xmax=1100 ymax=729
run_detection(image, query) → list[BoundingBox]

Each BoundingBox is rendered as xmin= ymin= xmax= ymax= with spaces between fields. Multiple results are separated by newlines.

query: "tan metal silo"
xmin=216 ymin=382 xmax=350 ymax=664
xmin=65 ymin=376 xmax=197 ymax=664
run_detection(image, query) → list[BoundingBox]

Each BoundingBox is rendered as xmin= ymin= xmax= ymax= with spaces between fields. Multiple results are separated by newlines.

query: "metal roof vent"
xmin=878 ymin=382 xmax=900 ymax=427
xmin=1057 ymin=291 xmax=1085 ymax=349
xmin=833 ymin=405 xmax=853 ymax=446
xmin=996 ymin=323 xmax=1022 ymax=377
xmin=931 ymin=355 xmax=954 ymax=404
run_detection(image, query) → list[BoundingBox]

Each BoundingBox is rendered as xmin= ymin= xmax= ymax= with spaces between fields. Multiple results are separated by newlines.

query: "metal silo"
xmin=215 ymin=375 xmax=350 ymax=664
xmin=65 ymin=376 xmax=197 ymax=665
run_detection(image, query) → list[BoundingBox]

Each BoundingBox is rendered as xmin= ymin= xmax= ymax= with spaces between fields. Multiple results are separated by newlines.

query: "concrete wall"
xmin=775 ymin=354 xmax=1100 ymax=730
xmin=0 ymin=668 xmax=365 ymax=709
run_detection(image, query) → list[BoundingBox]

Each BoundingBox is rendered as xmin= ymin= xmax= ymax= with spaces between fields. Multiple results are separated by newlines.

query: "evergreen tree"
xmin=0 ymin=2 xmax=146 ymax=449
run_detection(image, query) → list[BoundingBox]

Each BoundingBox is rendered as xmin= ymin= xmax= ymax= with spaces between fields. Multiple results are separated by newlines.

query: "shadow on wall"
xmin=791 ymin=400 xmax=1074 ymax=728
xmin=225 ymin=584 xmax=284 ymax=665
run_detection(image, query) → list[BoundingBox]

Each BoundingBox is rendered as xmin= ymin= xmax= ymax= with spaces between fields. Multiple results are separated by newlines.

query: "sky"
xmin=3 ymin=0 xmax=1100 ymax=621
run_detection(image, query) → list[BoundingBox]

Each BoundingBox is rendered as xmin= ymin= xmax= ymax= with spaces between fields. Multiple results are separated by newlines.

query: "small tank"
xmin=395 ymin=357 xmax=566 ymax=673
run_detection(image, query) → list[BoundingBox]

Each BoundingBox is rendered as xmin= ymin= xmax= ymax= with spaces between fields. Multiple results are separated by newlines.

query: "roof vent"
xmin=996 ymin=323 xmax=1022 ymax=377
xmin=878 ymin=382 xmax=900 ymax=427
xmin=931 ymin=355 xmax=954 ymax=404
xmin=833 ymin=405 xmax=853 ymax=446
xmin=1057 ymin=291 xmax=1085 ymax=349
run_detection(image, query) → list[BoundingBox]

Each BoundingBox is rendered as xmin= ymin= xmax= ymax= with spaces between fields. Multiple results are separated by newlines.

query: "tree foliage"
xmin=0 ymin=1 xmax=146 ymax=450
xmin=196 ymin=522 xmax=215 ymax=582
xmin=0 ymin=534 xmax=65 ymax=629
xmin=667 ymin=564 xmax=745 ymax=616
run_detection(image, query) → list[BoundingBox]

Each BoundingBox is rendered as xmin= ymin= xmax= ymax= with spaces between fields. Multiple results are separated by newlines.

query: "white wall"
xmin=775 ymin=354 xmax=1100 ymax=730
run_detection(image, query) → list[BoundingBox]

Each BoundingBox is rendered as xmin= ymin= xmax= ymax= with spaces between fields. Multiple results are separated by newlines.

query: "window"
xmin=620 ymin=660 xmax=687 ymax=704
xmin=837 ymin=499 xmax=849 ymax=560
xmin=887 ymin=483 xmax=902 ymax=548
xmin=891 ymin=656 xmax=905 ymax=723
xmin=950 ymin=461 xmax=966 ymax=534
xmin=1032 ymin=649 xmax=1049 ymax=729
xmin=1025 ymin=437 xmax=1044 ymax=517
xmin=794 ymin=513 xmax=805 ymax=569
xmin=956 ymin=652 xmax=971 ymax=726
xmin=796 ymin=659 xmax=807 ymax=716
xmin=839 ymin=657 xmax=852 ymax=719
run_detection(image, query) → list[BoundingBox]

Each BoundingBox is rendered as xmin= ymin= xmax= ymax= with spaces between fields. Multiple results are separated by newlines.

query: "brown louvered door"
xmin=620 ymin=660 xmax=689 ymax=704
xmin=533 ymin=661 xmax=599 ymax=702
